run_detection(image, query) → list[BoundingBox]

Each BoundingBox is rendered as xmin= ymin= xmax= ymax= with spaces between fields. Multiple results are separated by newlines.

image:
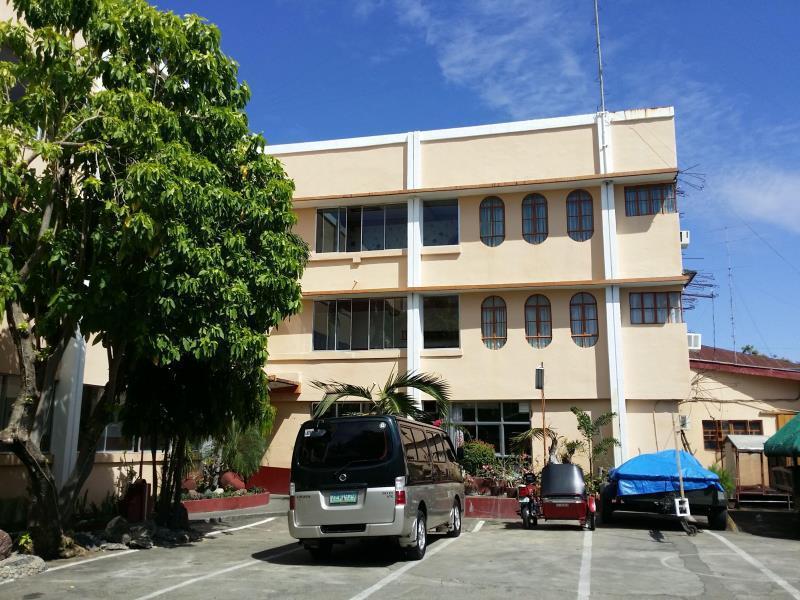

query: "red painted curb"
xmin=182 ymin=491 xmax=270 ymax=513
xmin=464 ymin=495 xmax=520 ymax=520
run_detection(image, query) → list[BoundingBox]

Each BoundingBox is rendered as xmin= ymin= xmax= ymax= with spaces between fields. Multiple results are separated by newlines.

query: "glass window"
xmin=451 ymin=401 xmax=531 ymax=456
xmin=412 ymin=428 xmax=431 ymax=463
xmin=401 ymin=426 xmax=418 ymax=462
xmin=502 ymin=402 xmax=529 ymax=422
xmin=566 ymin=190 xmax=593 ymax=242
xmin=629 ymin=292 xmax=682 ymax=325
xmin=570 ymin=292 xmax=599 ymax=347
xmin=522 ymin=193 xmax=548 ymax=244
xmin=525 ymin=294 xmax=552 ymax=348
xmin=476 ymin=425 xmax=501 ymax=452
xmin=361 ymin=206 xmax=385 ymax=251
xmin=315 ymin=208 xmax=345 ymax=253
xmin=423 ymin=199 xmax=458 ymax=246
xmin=479 ymin=196 xmax=505 ymax=247
xmin=297 ymin=420 xmax=390 ymax=468
xmin=477 ymin=402 xmax=501 ymax=422
xmin=314 ymin=298 xmax=407 ymax=351
xmin=481 ymin=296 xmax=507 ymax=349
xmin=384 ymin=204 xmax=407 ymax=249
xmin=624 ymin=184 xmax=677 ymax=216
xmin=702 ymin=420 xmax=764 ymax=451
xmin=423 ymin=295 xmax=459 ymax=349
xmin=315 ymin=204 xmax=407 ymax=253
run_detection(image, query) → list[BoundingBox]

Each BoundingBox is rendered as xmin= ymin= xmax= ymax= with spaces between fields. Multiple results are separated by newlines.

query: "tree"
xmin=740 ymin=345 xmax=760 ymax=356
xmin=511 ymin=426 xmax=561 ymax=464
xmin=570 ymin=406 xmax=619 ymax=480
xmin=0 ymin=0 xmax=306 ymax=556
xmin=311 ymin=370 xmax=450 ymax=421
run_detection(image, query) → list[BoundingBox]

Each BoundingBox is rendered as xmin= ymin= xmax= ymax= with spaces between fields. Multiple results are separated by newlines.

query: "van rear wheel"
xmin=447 ymin=500 xmax=462 ymax=538
xmin=404 ymin=510 xmax=427 ymax=560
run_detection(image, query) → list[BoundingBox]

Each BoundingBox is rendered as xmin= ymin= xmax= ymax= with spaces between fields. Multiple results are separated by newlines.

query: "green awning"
xmin=764 ymin=413 xmax=800 ymax=457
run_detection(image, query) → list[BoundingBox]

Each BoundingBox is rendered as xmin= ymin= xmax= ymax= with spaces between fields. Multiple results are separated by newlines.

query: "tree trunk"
xmin=0 ymin=301 xmax=65 ymax=558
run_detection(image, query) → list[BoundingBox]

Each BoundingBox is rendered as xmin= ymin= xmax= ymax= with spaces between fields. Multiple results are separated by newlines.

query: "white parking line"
xmin=204 ymin=517 xmax=276 ymax=537
xmin=46 ymin=549 xmax=139 ymax=573
xmin=349 ymin=520 xmax=485 ymax=600
xmin=577 ymin=531 xmax=593 ymax=600
xmin=132 ymin=546 xmax=301 ymax=600
xmin=706 ymin=531 xmax=800 ymax=599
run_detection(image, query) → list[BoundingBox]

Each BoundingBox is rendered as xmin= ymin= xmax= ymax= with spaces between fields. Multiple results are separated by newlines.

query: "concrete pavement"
xmin=1 ymin=512 xmax=799 ymax=599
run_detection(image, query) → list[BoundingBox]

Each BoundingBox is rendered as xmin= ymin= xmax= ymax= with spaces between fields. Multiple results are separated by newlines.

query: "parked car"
xmin=600 ymin=449 xmax=728 ymax=530
xmin=288 ymin=415 xmax=465 ymax=560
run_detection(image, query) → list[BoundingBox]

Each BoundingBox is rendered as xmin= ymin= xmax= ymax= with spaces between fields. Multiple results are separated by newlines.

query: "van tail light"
xmin=395 ymin=476 xmax=406 ymax=507
xmin=289 ymin=482 xmax=296 ymax=510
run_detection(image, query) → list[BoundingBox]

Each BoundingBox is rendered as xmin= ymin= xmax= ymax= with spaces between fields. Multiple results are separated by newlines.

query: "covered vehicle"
xmin=527 ymin=463 xmax=596 ymax=530
xmin=601 ymin=450 xmax=728 ymax=530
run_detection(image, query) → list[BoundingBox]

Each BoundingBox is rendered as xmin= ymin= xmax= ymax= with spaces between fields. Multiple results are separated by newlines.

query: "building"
xmin=257 ymin=107 xmax=692 ymax=491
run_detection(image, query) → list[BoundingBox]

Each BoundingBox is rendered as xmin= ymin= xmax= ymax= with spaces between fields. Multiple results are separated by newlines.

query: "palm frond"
xmin=593 ymin=411 xmax=617 ymax=429
xmin=511 ymin=427 xmax=558 ymax=451
xmin=384 ymin=370 xmax=451 ymax=419
xmin=377 ymin=390 xmax=426 ymax=420
xmin=310 ymin=380 xmax=374 ymax=418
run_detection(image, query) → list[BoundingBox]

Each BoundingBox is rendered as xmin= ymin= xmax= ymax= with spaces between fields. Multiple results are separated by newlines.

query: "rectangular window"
xmin=422 ymin=199 xmax=458 ymax=246
xmin=624 ymin=184 xmax=677 ymax=216
xmin=423 ymin=295 xmax=459 ymax=349
xmin=451 ymin=401 xmax=530 ymax=456
xmin=313 ymin=297 xmax=407 ymax=351
xmin=629 ymin=292 xmax=682 ymax=324
xmin=702 ymin=419 xmax=764 ymax=451
xmin=310 ymin=401 xmax=371 ymax=417
xmin=315 ymin=204 xmax=407 ymax=253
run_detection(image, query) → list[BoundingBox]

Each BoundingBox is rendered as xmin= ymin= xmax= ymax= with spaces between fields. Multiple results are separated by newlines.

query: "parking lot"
xmin=1 ymin=513 xmax=799 ymax=600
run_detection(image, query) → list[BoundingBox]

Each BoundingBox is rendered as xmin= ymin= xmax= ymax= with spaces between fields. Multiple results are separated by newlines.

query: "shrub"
xmin=460 ymin=440 xmax=497 ymax=475
xmin=708 ymin=462 xmax=735 ymax=498
xmin=221 ymin=423 xmax=268 ymax=480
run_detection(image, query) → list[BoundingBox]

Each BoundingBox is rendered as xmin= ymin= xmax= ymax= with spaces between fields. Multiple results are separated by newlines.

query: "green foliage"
xmin=570 ymin=406 xmax=620 ymax=479
xmin=311 ymin=369 xmax=451 ymax=422
xmin=220 ymin=421 xmax=268 ymax=480
xmin=708 ymin=462 xmax=735 ymax=497
xmin=0 ymin=0 xmax=307 ymax=536
xmin=460 ymin=440 xmax=498 ymax=475
xmin=17 ymin=532 xmax=34 ymax=555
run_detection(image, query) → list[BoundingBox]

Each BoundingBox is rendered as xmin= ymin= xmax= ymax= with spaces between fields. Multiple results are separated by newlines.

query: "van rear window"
xmin=297 ymin=420 xmax=391 ymax=468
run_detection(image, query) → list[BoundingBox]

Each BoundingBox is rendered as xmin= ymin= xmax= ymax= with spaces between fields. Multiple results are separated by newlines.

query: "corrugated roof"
xmin=725 ymin=434 xmax=769 ymax=452
xmin=765 ymin=413 xmax=800 ymax=457
xmin=690 ymin=346 xmax=800 ymax=381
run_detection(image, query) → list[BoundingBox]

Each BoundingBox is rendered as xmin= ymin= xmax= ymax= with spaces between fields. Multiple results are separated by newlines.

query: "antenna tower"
xmin=593 ymin=0 xmax=606 ymax=113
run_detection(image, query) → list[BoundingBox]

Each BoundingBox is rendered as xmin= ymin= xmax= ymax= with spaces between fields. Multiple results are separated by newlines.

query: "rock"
xmin=175 ymin=532 xmax=189 ymax=544
xmin=73 ymin=531 xmax=102 ymax=551
xmin=128 ymin=524 xmax=153 ymax=550
xmin=103 ymin=516 xmax=130 ymax=543
xmin=233 ymin=489 xmax=247 ymax=497
xmin=99 ymin=542 xmax=129 ymax=551
xmin=187 ymin=489 xmax=201 ymax=500
xmin=0 ymin=553 xmax=46 ymax=581
xmin=213 ymin=488 xmax=224 ymax=495
xmin=128 ymin=535 xmax=152 ymax=550
xmin=0 ymin=530 xmax=11 ymax=560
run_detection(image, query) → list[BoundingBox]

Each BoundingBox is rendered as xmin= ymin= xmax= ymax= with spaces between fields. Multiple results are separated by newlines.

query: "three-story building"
xmin=260 ymin=107 xmax=691 ymax=489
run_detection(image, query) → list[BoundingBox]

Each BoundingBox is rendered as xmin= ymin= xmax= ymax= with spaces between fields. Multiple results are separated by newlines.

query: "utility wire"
xmin=733 ymin=281 xmax=774 ymax=357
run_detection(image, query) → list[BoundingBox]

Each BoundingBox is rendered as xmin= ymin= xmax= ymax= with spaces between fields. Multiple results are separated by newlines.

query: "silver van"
xmin=288 ymin=415 xmax=465 ymax=560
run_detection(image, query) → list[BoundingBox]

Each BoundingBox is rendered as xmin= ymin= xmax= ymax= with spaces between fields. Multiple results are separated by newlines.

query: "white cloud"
xmin=716 ymin=166 xmax=800 ymax=234
xmin=390 ymin=0 xmax=598 ymax=119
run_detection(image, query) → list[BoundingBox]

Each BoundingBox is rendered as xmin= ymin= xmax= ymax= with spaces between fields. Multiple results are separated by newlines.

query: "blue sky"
xmin=155 ymin=0 xmax=800 ymax=361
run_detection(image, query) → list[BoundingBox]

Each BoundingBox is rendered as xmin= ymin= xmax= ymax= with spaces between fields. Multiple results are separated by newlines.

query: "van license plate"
xmin=329 ymin=492 xmax=358 ymax=505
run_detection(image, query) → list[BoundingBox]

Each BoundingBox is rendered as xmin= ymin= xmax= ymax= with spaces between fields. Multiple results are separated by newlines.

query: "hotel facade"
xmin=259 ymin=107 xmax=692 ymax=487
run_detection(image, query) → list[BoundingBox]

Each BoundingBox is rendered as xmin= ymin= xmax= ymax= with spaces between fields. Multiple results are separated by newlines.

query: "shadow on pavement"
xmin=252 ymin=534 xmax=451 ymax=567
xmin=730 ymin=509 xmax=800 ymax=541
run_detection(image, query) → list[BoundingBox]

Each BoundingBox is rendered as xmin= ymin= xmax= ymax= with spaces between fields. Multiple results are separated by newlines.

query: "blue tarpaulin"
xmin=608 ymin=450 xmax=724 ymax=496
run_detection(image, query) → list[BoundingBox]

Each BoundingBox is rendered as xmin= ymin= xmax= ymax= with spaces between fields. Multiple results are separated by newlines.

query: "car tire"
xmin=601 ymin=497 xmax=614 ymax=524
xmin=521 ymin=505 xmax=531 ymax=529
xmin=708 ymin=508 xmax=728 ymax=531
xmin=447 ymin=501 xmax=462 ymax=538
xmin=404 ymin=510 xmax=427 ymax=561
xmin=307 ymin=541 xmax=332 ymax=561
xmin=587 ymin=511 xmax=596 ymax=531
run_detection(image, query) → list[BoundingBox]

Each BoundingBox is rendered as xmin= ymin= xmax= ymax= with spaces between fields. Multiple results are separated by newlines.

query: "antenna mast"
xmin=593 ymin=0 xmax=606 ymax=113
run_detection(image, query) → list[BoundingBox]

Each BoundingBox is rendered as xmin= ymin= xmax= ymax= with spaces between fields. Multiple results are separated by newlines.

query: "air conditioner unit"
xmin=680 ymin=230 xmax=691 ymax=249
xmin=687 ymin=332 xmax=701 ymax=351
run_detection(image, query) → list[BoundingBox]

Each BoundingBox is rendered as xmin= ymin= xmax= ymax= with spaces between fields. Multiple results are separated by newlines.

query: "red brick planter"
xmin=464 ymin=495 xmax=520 ymax=520
xmin=182 ymin=492 xmax=270 ymax=514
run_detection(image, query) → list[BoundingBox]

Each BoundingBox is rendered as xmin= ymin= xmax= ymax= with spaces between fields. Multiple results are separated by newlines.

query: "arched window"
xmin=522 ymin=194 xmax=548 ymax=244
xmin=525 ymin=294 xmax=552 ymax=348
xmin=479 ymin=196 xmax=505 ymax=247
xmin=566 ymin=190 xmax=593 ymax=241
xmin=481 ymin=296 xmax=507 ymax=349
xmin=570 ymin=293 xmax=598 ymax=347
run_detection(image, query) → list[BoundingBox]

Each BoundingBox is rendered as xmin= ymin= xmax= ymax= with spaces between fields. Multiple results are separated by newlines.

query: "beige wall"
xmin=421 ymin=189 xmax=605 ymax=287
xmin=683 ymin=369 xmax=799 ymax=470
xmin=275 ymin=144 xmax=406 ymax=198
xmin=421 ymin=125 xmax=598 ymax=188
xmin=621 ymin=286 xmax=689 ymax=400
xmin=611 ymin=116 xmax=677 ymax=172
xmin=615 ymin=185 xmax=683 ymax=279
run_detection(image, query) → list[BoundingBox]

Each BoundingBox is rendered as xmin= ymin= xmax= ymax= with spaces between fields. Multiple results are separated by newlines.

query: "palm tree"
xmin=310 ymin=369 xmax=451 ymax=421
xmin=511 ymin=427 xmax=561 ymax=464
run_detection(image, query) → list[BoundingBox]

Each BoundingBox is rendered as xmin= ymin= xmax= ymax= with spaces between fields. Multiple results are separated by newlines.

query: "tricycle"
xmin=518 ymin=463 xmax=596 ymax=531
